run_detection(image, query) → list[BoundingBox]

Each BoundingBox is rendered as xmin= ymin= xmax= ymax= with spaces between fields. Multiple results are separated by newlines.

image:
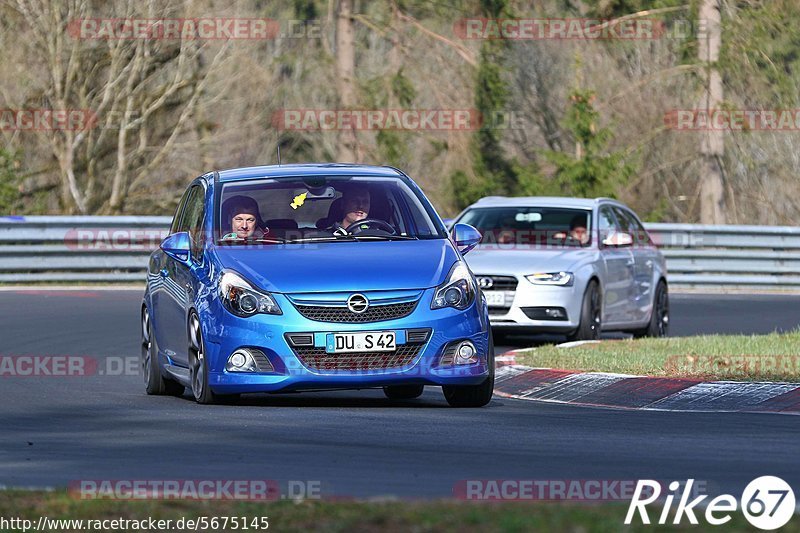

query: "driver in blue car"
xmin=221 ymin=195 xmax=268 ymax=240
xmin=332 ymin=186 xmax=371 ymax=235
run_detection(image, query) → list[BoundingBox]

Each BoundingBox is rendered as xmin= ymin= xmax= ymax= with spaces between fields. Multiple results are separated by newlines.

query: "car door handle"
xmin=160 ymin=268 xmax=169 ymax=278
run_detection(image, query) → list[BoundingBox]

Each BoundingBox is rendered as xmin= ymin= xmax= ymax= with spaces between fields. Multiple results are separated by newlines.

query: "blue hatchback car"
xmin=142 ymin=164 xmax=493 ymax=406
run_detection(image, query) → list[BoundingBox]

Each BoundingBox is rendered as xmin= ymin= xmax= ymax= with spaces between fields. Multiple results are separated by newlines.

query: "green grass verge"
xmin=512 ymin=331 xmax=800 ymax=382
xmin=0 ymin=490 xmax=790 ymax=532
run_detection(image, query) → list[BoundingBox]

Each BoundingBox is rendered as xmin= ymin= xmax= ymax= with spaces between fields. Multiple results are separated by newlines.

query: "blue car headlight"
xmin=431 ymin=262 xmax=476 ymax=311
xmin=525 ymin=271 xmax=574 ymax=286
xmin=218 ymin=271 xmax=282 ymax=317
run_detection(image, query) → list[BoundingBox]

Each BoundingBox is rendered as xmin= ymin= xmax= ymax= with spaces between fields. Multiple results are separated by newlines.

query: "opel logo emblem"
xmin=477 ymin=277 xmax=494 ymax=289
xmin=347 ymin=294 xmax=369 ymax=314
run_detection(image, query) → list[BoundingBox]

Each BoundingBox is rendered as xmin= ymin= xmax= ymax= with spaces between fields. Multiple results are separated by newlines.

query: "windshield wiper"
xmin=349 ymin=234 xmax=418 ymax=241
xmin=284 ymin=235 xmax=355 ymax=244
xmin=283 ymin=234 xmax=419 ymax=244
xmin=217 ymin=236 xmax=287 ymax=245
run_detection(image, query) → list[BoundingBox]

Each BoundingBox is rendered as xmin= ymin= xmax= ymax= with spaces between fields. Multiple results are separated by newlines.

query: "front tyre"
xmin=142 ymin=306 xmax=184 ymax=396
xmin=189 ymin=312 xmax=218 ymax=405
xmin=383 ymin=385 xmax=424 ymax=400
xmin=567 ymin=280 xmax=601 ymax=342
xmin=442 ymin=332 xmax=494 ymax=408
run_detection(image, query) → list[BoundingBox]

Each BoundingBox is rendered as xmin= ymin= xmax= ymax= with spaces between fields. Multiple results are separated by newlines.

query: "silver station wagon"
xmin=452 ymin=196 xmax=669 ymax=341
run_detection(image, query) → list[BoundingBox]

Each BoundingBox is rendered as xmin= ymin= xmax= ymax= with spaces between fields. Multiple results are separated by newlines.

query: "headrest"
xmin=315 ymin=197 xmax=344 ymax=229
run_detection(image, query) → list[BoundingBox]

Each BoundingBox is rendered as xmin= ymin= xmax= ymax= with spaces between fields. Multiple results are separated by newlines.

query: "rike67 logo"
xmin=626 ymin=477 xmax=795 ymax=530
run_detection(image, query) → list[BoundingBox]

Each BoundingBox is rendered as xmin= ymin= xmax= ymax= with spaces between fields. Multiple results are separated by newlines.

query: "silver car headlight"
xmin=525 ymin=271 xmax=574 ymax=286
xmin=431 ymin=262 xmax=476 ymax=310
xmin=218 ymin=271 xmax=282 ymax=317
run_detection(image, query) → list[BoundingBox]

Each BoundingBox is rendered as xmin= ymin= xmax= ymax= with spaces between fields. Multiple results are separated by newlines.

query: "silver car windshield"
xmin=458 ymin=207 xmax=593 ymax=247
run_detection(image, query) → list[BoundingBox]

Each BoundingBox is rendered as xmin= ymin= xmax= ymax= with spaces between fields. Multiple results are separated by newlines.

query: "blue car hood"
xmin=213 ymin=239 xmax=457 ymax=294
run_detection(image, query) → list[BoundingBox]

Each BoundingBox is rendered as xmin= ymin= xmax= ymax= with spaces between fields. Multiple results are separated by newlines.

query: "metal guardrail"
xmin=0 ymin=216 xmax=170 ymax=283
xmin=647 ymin=224 xmax=800 ymax=289
xmin=1 ymin=217 xmax=799 ymax=289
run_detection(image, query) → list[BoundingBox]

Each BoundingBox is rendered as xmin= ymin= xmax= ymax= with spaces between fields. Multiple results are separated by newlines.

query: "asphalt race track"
xmin=1 ymin=290 xmax=798 ymax=498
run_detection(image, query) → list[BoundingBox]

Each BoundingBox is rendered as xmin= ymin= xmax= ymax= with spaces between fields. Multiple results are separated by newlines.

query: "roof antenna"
xmin=276 ymin=144 xmax=282 ymax=166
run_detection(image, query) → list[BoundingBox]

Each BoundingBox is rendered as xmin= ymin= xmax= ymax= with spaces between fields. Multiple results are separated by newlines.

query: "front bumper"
xmin=197 ymin=288 xmax=490 ymax=394
xmin=479 ymin=274 xmax=584 ymax=333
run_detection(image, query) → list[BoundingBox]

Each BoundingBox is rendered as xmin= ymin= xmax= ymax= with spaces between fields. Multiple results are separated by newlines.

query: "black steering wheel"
xmin=346 ymin=218 xmax=397 ymax=235
xmin=543 ymin=231 xmax=577 ymax=247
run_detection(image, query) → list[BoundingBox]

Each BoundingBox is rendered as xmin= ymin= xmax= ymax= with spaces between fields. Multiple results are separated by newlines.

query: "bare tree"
xmin=698 ymin=0 xmax=726 ymax=223
xmin=335 ymin=0 xmax=358 ymax=162
xmin=5 ymin=0 xmax=229 ymax=213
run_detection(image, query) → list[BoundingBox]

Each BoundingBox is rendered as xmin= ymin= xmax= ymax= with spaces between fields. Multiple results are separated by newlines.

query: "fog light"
xmin=226 ymin=348 xmax=258 ymax=372
xmin=545 ymin=308 xmax=565 ymax=318
xmin=454 ymin=341 xmax=478 ymax=365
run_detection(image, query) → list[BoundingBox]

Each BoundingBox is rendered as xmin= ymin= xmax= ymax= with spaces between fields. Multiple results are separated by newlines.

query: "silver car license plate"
xmin=484 ymin=291 xmax=506 ymax=307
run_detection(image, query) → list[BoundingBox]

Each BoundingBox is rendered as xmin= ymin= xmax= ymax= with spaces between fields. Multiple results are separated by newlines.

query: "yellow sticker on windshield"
xmin=290 ymin=192 xmax=307 ymax=210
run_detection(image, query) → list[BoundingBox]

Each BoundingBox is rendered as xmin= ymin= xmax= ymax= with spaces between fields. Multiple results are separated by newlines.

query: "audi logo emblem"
xmin=347 ymin=294 xmax=370 ymax=314
xmin=477 ymin=277 xmax=494 ymax=289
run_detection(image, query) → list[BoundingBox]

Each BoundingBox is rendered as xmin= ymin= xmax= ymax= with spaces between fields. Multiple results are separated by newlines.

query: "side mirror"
xmin=451 ymin=223 xmax=482 ymax=255
xmin=602 ymin=231 xmax=633 ymax=248
xmin=160 ymin=232 xmax=191 ymax=262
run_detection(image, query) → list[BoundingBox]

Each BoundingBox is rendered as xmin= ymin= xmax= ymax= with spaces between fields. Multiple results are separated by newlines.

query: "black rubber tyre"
xmin=633 ymin=280 xmax=669 ymax=338
xmin=383 ymin=385 xmax=424 ymax=400
xmin=188 ymin=312 xmax=219 ymax=405
xmin=567 ymin=280 xmax=601 ymax=342
xmin=491 ymin=329 xmax=510 ymax=346
xmin=442 ymin=331 xmax=495 ymax=408
xmin=142 ymin=306 xmax=185 ymax=396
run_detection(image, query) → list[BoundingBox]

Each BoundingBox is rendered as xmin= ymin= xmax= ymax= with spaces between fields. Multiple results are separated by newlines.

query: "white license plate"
xmin=484 ymin=291 xmax=506 ymax=307
xmin=327 ymin=331 xmax=396 ymax=353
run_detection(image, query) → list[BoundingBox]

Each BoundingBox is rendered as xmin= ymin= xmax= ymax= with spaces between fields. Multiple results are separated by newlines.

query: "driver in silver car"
xmin=553 ymin=214 xmax=590 ymax=245
xmin=568 ymin=214 xmax=589 ymax=245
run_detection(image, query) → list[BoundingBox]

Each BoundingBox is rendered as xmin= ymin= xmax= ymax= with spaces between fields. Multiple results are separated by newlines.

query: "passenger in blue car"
xmin=222 ymin=195 xmax=267 ymax=240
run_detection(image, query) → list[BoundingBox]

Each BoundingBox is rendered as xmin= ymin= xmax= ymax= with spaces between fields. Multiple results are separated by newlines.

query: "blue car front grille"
xmin=293 ymin=301 xmax=418 ymax=323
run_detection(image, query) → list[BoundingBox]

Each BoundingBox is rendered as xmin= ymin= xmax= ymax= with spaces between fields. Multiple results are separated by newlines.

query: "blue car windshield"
xmin=216 ymin=176 xmax=446 ymax=244
xmin=458 ymin=207 xmax=593 ymax=247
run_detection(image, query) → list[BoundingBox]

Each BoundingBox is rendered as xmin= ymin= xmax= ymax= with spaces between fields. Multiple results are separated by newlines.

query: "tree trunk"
xmin=335 ymin=0 xmax=358 ymax=162
xmin=698 ymin=0 xmax=725 ymax=224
